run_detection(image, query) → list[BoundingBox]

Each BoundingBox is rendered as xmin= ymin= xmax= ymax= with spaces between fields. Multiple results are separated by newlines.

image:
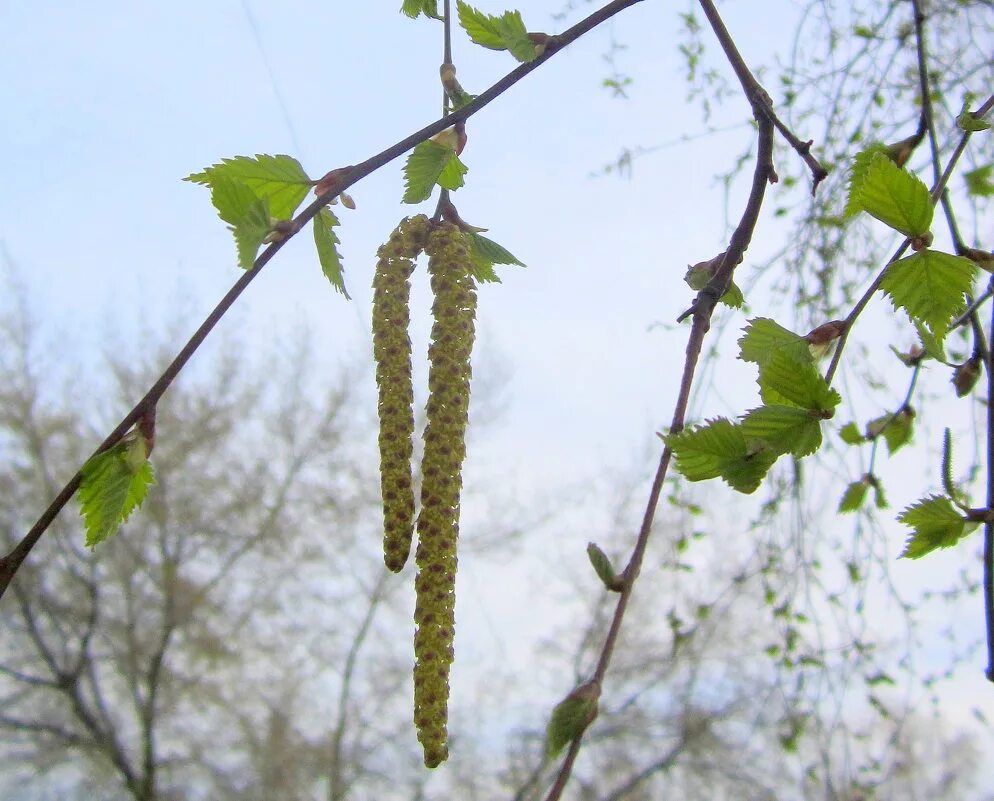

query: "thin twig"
xmin=543 ymin=112 xmax=776 ymax=801
xmin=697 ymin=0 xmax=827 ymax=191
xmin=0 ymin=0 xmax=647 ymax=601
xmin=987 ymin=290 xmax=994 ymax=683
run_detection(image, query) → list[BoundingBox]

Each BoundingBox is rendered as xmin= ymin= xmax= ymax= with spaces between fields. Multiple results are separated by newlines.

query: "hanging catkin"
xmin=373 ymin=215 xmax=430 ymax=573
xmin=413 ymin=222 xmax=477 ymax=767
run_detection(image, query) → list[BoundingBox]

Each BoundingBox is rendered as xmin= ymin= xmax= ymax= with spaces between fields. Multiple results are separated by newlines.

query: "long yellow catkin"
xmin=413 ymin=222 xmax=477 ymax=768
xmin=373 ymin=215 xmax=430 ymax=573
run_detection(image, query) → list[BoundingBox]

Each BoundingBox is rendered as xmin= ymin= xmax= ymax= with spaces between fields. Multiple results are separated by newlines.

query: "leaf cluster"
xmin=186 ymin=154 xmax=348 ymax=295
xmin=667 ymin=320 xmax=841 ymax=494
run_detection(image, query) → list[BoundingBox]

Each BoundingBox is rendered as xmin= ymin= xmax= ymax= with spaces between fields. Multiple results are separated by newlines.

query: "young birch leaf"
xmin=898 ymin=495 xmax=972 ymax=559
xmin=222 ymin=185 xmax=272 ymax=269
xmin=872 ymin=480 xmax=888 ymax=510
xmin=882 ymin=408 xmax=914 ymax=454
xmin=956 ymin=107 xmax=991 ymax=133
xmin=467 ymin=233 xmax=526 ymax=267
xmin=667 ymin=418 xmax=777 ymax=494
xmin=546 ymin=682 xmax=600 ymax=759
xmin=186 ymin=154 xmax=311 ymax=221
xmin=496 ymin=11 xmax=538 ymax=62
xmin=740 ymin=405 xmax=823 ymax=458
xmin=758 ymin=351 xmax=841 ymax=412
xmin=844 ymin=145 xmax=888 ymax=217
xmin=313 ymin=208 xmax=350 ymax=298
xmin=401 ymin=0 xmax=442 ymax=19
xmin=403 ymin=141 xmax=457 ymax=204
xmin=738 ymin=318 xmax=811 ymax=366
xmin=964 ymin=164 xmax=994 ymax=198
xmin=79 ymin=438 xmax=156 ymax=548
xmin=880 ymin=250 xmax=977 ymax=344
xmin=720 ymin=280 xmax=745 ymax=308
xmin=456 ymin=1 xmax=505 ymax=49
xmin=853 ymin=152 xmax=932 ymax=237
xmin=839 ymin=422 xmax=865 ymax=445
xmin=838 ymin=479 xmax=869 ymax=513
xmin=437 ymin=153 xmax=468 ymax=191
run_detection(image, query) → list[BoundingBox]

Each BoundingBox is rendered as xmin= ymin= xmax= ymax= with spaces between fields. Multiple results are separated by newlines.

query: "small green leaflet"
xmin=845 ymin=151 xmax=932 ymax=237
xmin=839 ymin=422 xmax=865 ymax=445
xmin=740 ymin=405 xmax=823 ymax=458
xmin=956 ymin=106 xmax=991 ymax=133
xmin=880 ymin=249 xmax=977 ymax=345
xmin=401 ymin=0 xmax=442 ymax=19
xmin=738 ymin=318 xmax=812 ymax=366
xmin=314 ymin=208 xmax=349 ymax=298
xmin=545 ymin=682 xmax=600 ymax=758
xmin=964 ymin=164 xmax=994 ymax=197
xmin=79 ymin=437 xmax=156 ymax=548
xmin=402 ymin=140 xmax=468 ymax=204
xmin=186 ymin=154 xmax=311 ymax=221
xmin=844 ymin=145 xmax=888 ymax=217
xmin=207 ymin=175 xmax=272 ymax=268
xmin=666 ymin=418 xmax=778 ymax=494
xmin=465 ymin=232 xmax=525 ymax=283
xmin=838 ymin=478 xmax=869 ymax=513
xmin=757 ymin=351 xmax=840 ymax=413
xmin=456 ymin=2 xmax=538 ymax=62
xmin=898 ymin=495 xmax=974 ymax=559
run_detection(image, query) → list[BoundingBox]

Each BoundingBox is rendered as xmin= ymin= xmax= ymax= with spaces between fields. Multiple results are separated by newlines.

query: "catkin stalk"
xmin=413 ymin=222 xmax=477 ymax=768
xmin=373 ymin=215 xmax=430 ymax=573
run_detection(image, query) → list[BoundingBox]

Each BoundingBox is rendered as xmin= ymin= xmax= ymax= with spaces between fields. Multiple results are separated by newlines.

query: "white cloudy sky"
xmin=2 ymin=0 xmax=992 ymax=776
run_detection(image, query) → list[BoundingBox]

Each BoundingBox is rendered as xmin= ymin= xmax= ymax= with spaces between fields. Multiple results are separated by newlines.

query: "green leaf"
xmin=915 ymin=320 xmax=947 ymax=362
xmin=758 ymin=351 xmax=841 ymax=412
xmin=437 ymin=153 xmax=469 ymax=191
xmin=720 ymin=280 xmax=745 ymax=308
xmin=839 ymin=422 xmax=865 ymax=445
xmin=738 ymin=318 xmax=812 ymax=366
xmin=456 ymin=2 xmax=537 ymax=61
xmin=79 ymin=438 xmax=156 ymax=548
xmin=848 ymin=151 xmax=932 ymax=236
xmin=844 ymin=145 xmax=888 ymax=217
xmin=546 ymin=682 xmax=600 ymax=758
xmin=218 ymin=181 xmax=271 ymax=269
xmin=838 ymin=479 xmax=869 ymax=513
xmin=495 ymin=11 xmax=538 ymax=62
xmin=964 ymin=164 xmax=994 ymax=197
xmin=872 ymin=480 xmax=888 ymax=509
xmin=956 ymin=106 xmax=991 ymax=133
xmin=403 ymin=140 xmax=465 ymax=204
xmin=313 ymin=208 xmax=349 ymax=298
xmin=186 ymin=154 xmax=311 ymax=221
xmin=882 ymin=409 xmax=914 ymax=454
xmin=401 ymin=0 xmax=442 ymax=19
xmin=465 ymin=232 xmax=525 ymax=283
xmin=898 ymin=495 xmax=972 ymax=559
xmin=880 ymin=250 xmax=977 ymax=344
xmin=457 ymin=1 xmax=506 ymax=49
xmin=740 ymin=405 xmax=823 ymax=458
xmin=586 ymin=543 xmax=624 ymax=591
xmin=667 ymin=418 xmax=778 ymax=494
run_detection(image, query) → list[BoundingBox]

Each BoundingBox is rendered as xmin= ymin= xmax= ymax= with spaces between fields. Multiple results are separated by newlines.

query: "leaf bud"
xmin=805 ymin=320 xmax=846 ymax=359
xmin=959 ymin=246 xmax=994 ymax=273
xmin=586 ymin=542 xmax=625 ymax=592
xmin=952 ymin=355 xmax=982 ymax=397
xmin=545 ymin=680 xmax=600 ymax=758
